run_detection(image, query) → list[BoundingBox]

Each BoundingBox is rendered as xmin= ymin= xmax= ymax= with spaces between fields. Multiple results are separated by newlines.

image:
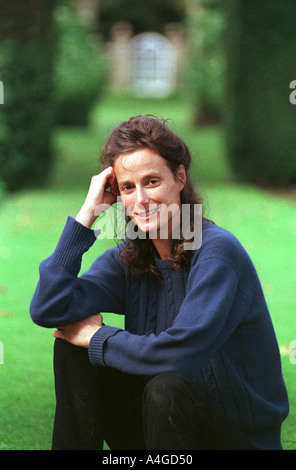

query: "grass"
xmin=0 ymin=91 xmax=295 ymax=449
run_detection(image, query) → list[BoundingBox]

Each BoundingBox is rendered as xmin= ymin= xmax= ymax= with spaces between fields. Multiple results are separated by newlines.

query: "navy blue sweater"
xmin=30 ymin=216 xmax=289 ymax=449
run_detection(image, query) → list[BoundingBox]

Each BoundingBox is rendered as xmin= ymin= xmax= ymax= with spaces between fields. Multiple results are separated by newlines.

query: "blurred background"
xmin=0 ymin=0 xmax=295 ymax=449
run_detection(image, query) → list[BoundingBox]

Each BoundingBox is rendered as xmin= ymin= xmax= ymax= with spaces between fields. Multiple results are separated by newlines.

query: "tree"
xmin=225 ymin=0 xmax=296 ymax=187
xmin=54 ymin=6 xmax=107 ymax=126
xmin=0 ymin=0 xmax=56 ymax=192
xmin=185 ymin=0 xmax=226 ymax=125
xmin=99 ymin=0 xmax=186 ymax=40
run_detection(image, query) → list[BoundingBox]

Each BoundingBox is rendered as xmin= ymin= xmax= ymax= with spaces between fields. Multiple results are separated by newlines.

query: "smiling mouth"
xmin=135 ymin=206 xmax=159 ymax=219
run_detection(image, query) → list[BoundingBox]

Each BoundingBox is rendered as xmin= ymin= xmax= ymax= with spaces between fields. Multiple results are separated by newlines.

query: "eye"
xmin=121 ymin=184 xmax=133 ymax=193
xmin=148 ymin=178 xmax=159 ymax=186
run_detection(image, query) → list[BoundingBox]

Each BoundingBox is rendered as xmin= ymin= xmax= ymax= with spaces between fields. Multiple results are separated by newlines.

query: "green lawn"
xmin=0 ymin=92 xmax=295 ymax=449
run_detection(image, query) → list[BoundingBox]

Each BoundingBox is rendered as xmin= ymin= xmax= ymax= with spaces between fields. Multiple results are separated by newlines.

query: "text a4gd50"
xmin=102 ymin=454 xmax=193 ymax=466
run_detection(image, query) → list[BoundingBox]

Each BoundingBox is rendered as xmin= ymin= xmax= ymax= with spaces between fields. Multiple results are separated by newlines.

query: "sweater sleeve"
xmin=88 ymin=247 xmax=248 ymax=380
xmin=30 ymin=216 xmax=126 ymax=328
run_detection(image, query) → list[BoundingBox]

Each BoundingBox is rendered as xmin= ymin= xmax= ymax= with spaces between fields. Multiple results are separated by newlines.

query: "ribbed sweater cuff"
xmin=52 ymin=216 xmax=97 ymax=272
xmin=88 ymin=325 xmax=122 ymax=367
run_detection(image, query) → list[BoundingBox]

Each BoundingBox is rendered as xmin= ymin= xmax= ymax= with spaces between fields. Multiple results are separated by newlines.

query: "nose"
xmin=135 ymin=185 xmax=149 ymax=207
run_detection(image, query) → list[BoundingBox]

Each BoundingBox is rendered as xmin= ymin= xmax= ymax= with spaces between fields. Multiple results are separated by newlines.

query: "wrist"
xmin=76 ymin=205 xmax=96 ymax=228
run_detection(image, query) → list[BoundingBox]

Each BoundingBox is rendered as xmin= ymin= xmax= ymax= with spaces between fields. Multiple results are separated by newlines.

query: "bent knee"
xmin=143 ymin=373 xmax=191 ymax=411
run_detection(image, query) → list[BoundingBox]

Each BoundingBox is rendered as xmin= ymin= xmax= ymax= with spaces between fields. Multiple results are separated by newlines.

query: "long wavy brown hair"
xmin=100 ymin=115 xmax=211 ymax=279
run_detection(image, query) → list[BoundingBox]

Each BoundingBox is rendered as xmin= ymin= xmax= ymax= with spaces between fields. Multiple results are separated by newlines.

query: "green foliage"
xmin=99 ymin=0 xmax=186 ymax=40
xmin=0 ymin=179 xmax=6 ymax=205
xmin=0 ymin=3 xmax=56 ymax=192
xmin=225 ymin=0 xmax=296 ymax=187
xmin=54 ymin=7 xmax=108 ymax=126
xmin=184 ymin=0 xmax=226 ymax=125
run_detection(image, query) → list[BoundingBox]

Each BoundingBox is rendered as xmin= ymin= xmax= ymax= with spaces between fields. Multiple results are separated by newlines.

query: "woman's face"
xmin=113 ymin=149 xmax=186 ymax=237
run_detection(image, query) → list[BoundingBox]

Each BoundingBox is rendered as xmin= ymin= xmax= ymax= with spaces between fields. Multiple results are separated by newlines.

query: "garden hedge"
xmin=54 ymin=7 xmax=108 ymax=126
xmin=0 ymin=1 xmax=56 ymax=192
xmin=225 ymin=0 xmax=296 ymax=187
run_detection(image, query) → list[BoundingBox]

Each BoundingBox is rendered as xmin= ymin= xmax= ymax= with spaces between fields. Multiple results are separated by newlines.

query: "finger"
xmin=90 ymin=167 xmax=113 ymax=191
xmin=94 ymin=313 xmax=104 ymax=325
xmin=102 ymin=166 xmax=115 ymax=183
xmin=53 ymin=329 xmax=64 ymax=339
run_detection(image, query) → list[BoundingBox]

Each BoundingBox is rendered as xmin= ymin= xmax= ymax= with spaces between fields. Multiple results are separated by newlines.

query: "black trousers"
xmin=52 ymin=338 xmax=254 ymax=450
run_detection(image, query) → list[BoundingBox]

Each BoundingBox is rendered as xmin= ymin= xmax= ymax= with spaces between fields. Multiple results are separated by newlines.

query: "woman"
xmin=30 ymin=115 xmax=289 ymax=450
